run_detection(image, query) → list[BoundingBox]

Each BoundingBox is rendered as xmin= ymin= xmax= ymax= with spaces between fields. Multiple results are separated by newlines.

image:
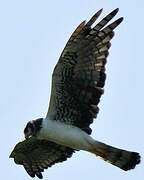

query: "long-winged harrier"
xmin=10 ymin=8 xmax=140 ymax=179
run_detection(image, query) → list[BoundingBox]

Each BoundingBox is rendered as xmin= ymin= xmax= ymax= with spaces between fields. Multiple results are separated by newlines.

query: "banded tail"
xmin=91 ymin=141 xmax=140 ymax=170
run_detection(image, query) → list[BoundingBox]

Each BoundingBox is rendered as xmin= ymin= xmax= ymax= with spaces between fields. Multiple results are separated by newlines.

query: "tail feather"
xmin=91 ymin=141 xmax=140 ymax=170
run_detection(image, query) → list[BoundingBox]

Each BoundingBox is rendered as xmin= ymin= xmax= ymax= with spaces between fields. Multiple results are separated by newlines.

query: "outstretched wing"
xmin=10 ymin=137 xmax=74 ymax=179
xmin=46 ymin=9 xmax=123 ymax=134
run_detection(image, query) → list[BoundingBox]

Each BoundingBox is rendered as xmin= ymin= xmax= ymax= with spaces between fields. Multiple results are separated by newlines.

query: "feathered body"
xmin=39 ymin=118 xmax=94 ymax=151
xmin=10 ymin=9 xmax=140 ymax=179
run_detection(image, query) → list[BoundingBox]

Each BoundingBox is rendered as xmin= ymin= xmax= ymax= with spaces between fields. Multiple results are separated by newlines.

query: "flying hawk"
xmin=10 ymin=9 xmax=140 ymax=179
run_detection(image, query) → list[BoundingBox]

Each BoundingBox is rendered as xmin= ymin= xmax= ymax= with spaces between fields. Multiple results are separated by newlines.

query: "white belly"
xmin=38 ymin=118 xmax=95 ymax=151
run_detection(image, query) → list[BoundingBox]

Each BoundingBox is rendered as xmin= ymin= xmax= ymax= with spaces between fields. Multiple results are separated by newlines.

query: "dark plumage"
xmin=10 ymin=138 xmax=74 ymax=179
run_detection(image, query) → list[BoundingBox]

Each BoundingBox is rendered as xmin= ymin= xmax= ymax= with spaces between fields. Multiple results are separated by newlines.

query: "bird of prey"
xmin=10 ymin=8 xmax=140 ymax=179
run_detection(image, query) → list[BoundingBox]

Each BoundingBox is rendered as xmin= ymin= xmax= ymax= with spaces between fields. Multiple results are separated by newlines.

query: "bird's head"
xmin=24 ymin=118 xmax=43 ymax=140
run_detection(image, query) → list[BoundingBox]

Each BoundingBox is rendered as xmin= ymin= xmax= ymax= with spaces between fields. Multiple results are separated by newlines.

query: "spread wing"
xmin=46 ymin=8 xmax=123 ymax=134
xmin=10 ymin=137 xmax=74 ymax=179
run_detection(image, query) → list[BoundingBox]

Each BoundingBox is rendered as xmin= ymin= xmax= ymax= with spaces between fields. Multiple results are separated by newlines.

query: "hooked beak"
xmin=25 ymin=134 xmax=29 ymax=140
xmin=24 ymin=132 xmax=32 ymax=140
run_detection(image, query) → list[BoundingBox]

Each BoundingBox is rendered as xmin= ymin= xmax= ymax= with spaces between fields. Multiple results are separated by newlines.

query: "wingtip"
xmin=98 ymin=8 xmax=103 ymax=14
xmin=116 ymin=17 xmax=124 ymax=25
xmin=9 ymin=151 xmax=14 ymax=158
xmin=110 ymin=8 xmax=119 ymax=17
xmin=113 ymin=8 xmax=119 ymax=13
xmin=36 ymin=172 xmax=43 ymax=179
xmin=9 ymin=154 xmax=12 ymax=158
xmin=119 ymin=17 xmax=124 ymax=22
xmin=95 ymin=8 xmax=103 ymax=17
xmin=86 ymin=8 xmax=103 ymax=27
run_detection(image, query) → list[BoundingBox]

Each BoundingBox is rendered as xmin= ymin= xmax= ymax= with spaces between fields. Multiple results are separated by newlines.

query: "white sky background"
xmin=0 ymin=0 xmax=143 ymax=179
